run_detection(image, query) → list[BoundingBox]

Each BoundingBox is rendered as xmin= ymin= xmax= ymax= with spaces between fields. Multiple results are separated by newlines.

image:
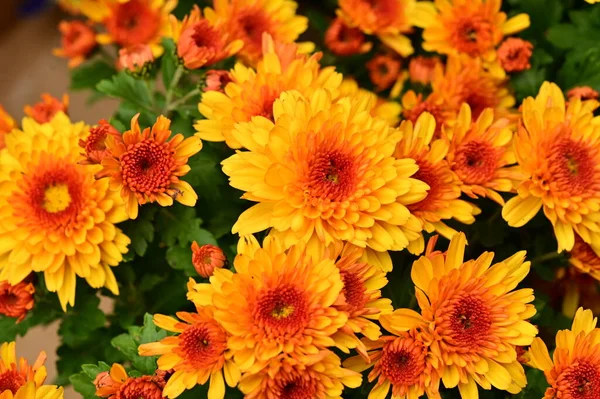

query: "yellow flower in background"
xmin=502 ymin=82 xmax=600 ymax=253
xmin=394 ymin=112 xmax=480 ymax=254
xmin=0 ymin=342 xmax=64 ymax=399
xmin=207 ymin=0 xmax=310 ymax=65
xmin=528 ymin=308 xmax=600 ymax=399
xmin=337 ymin=0 xmax=435 ymax=56
xmin=339 ymin=78 xmax=402 ymax=126
xmin=0 ymin=114 xmax=130 ymax=310
xmin=196 ymin=34 xmax=341 ymax=149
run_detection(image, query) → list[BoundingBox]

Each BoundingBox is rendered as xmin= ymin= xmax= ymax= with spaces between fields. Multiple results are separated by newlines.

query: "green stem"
xmin=162 ymin=65 xmax=184 ymax=114
xmin=531 ymin=251 xmax=562 ymax=264
xmin=167 ymin=88 xmax=200 ymax=112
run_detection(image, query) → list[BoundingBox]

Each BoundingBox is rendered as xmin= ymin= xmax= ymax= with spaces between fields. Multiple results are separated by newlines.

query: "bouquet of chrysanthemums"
xmin=2 ymin=0 xmax=600 ymax=397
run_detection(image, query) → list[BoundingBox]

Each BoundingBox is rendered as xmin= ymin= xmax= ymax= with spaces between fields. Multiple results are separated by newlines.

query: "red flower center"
xmin=279 ymin=376 xmax=319 ymax=399
xmin=179 ymin=322 xmax=227 ymax=369
xmin=453 ymin=139 xmax=500 ymax=185
xmin=378 ymin=336 xmax=425 ymax=387
xmin=546 ymin=137 xmax=598 ymax=197
xmin=118 ymin=376 xmax=164 ymax=399
xmin=234 ymin=7 xmax=273 ymax=61
xmin=448 ymin=295 xmax=492 ymax=348
xmin=121 ymin=140 xmax=176 ymax=196
xmin=255 ymin=284 xmax=309 ymax=335
xmin=558 ymin=361 xmax=600 ymax=399
xmin=0 ymin=370 xmax=26 ymax=394
xmin=305 ymin=147 xmax=359 ymax=202
xmin=409 ymin=158 xmax=448 ymax=213
xmin=106 ymin=0 xmax=160 ymax=47
xmin=450 ymin=13 xmax=495 ymax=56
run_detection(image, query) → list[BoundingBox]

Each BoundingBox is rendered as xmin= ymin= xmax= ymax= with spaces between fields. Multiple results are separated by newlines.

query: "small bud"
xmin=202 ymin=70 xmax=233 ymax=93
xmin=191 ymin=242 xmax=226 ymax=278
xmin=93 ymin=371 xmax=113 ymax=390
xmin=79 ymin=119 xmax=122 ymax=165
xmin=118 ymin=44 xmax=155 ymax=77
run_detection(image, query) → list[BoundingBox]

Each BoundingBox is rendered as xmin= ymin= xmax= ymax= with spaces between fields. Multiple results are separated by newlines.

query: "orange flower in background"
xmin=0 ymin=281 xmax=35 ymax=323
xmin=401 ymin=91 xmax=447 ymax=136
xmin=337 ymin=0 xmax=434 ymax=56
xmin=117 ymin=44 xmax=154 ymax=72
xmin=138 ymin=307 xmax=239 ymax=399
xmin=325 ymin=17 xmax=372 ymax=56
xmin=502 ymin=82 xmax=600 ymax=253
xmin=96 ymin=114 xmax=202 ymax=219
xmin=238 ymin=351 xmax=361 ymax=398
xmin=409 ymin=55 xmax=442 ymax=85
xmin=395 ymin=112 xmax=480 ymax=254
xmin=79 ymin=119 xmax=122 ymax=165
xmin=191 ymin=242 xmax=226 ymax=278
xmin=568 ymin=86 xmax=600 ymax=101
xmin=367 ymin=54 xmax=402 ymax=91
xmin=497 ymin=38 xmax=533 ymax=73
xmin=23 ymin=93 xmax=69 ymax=124
xmin=445 ymin=103 xmax=521 ymax=205
xmin=0 ymin=105 xmax=15 ymax=150
xmin=170 ymin=6 xmax=243 ymax=70
xmin=208 ymin=0 xmax=310 ymax=65
xmin=202 ymin=70 xmax=232 ymax=93
xmin=528 ymin=308 xmax=600 ymax=399
xmin=94 ymin=363 xmax=166 ymax=399
xmin=569 ymin=235 xmax=600 ymax=282
xmin=53 ymin=20 xmax=97 ymax=68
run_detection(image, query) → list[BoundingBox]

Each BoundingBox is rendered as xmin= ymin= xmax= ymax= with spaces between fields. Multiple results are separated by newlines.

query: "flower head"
xmin=401 ymin=91 xmax=447 ymax=137
xmin=191 ymin=242 xmax=226 ymax=278
xmin=568 ymin=86 xmax=600 ymax=101
xmin=221 ymin=90 xmax=428 ymax=256
xmin=95 ymin=114 xmax=202 ymax=219
xmin=138 ymin=307 xmax=238 ymax=399
xmin=202 ymin=70 xmax=232 ymax=93
xmin=78 ymin=119 xmax=122 ymax=165
xmin=325 ymin=17 xmax=372 ymax=56
xmin=367 ymin=54 xmax=402 ymax=91
xmin=409 ymin=56 xmax=442 ymax=85
xmin=23 ymin=94 xmax=69 ymax=124
xmin=502 ymin=82 xmax=600 ymax=253
xmin=529 ymin=308 xmax=600 ymax=399
xmin=53 ymin=20 xmax=97 ymax=68
xmin=497 ymin=38 xmax=533 ymax=73
xmin=339 ymin=78 xmax=402 ymax=126
xmin=569 ymin=235 xmax=600 ymax=282
xmin=0 ymin=281 xmax=34 ymax=323
xmin=0 ymin=114 xmax=130 ymax=310
xmin=94 ymin=363 xmax=166 ymax=399
xmin=0 ymin=105 xmax=15 ymax=150
xmin=117 ymin=44 xmax=154 ymax=73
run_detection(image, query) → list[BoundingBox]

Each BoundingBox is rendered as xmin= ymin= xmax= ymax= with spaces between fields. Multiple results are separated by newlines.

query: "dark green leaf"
xmin=96 ymin=72 xmax=154 ymax=113
xmin=161 ymin=38 xmax=178 ymax=88
xmin=546 ymin=24 xmax=578 ymax=50
xmin=59 ymin=294 xmax=106 ymax=348
xmin=158 ymin=206 xmax=210 ymax=247
xmin=166 ymin=244 xmax=197 ymax=276
xmin=71 ymin=60 xmax=116 ymax=90
xmin=122 ymin=207 xmax=157 ymax=257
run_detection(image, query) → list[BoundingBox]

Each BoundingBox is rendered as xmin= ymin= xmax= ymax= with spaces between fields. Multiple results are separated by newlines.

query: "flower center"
xmin=255 ymin=284 xmax=309 ymax=335
xmin=118 ymin=376 xmax=164 ymax=399
xmin=121 ymin=140 xmax=175 ymax=195
xmin=378 ymin=337 xmax=425 ymax=386
xmin=546 ymin=137 xmax=597 ymax=196
xmin=42 ymin=183 xmax=72 ymax=213
xmin=188 ymin=20 xmax=221 ymax=49
xmin=340 ymin=270 xmax=368 ymax=314
xmin=107 ymin=0 xmax=160 ymax=47
xmin=451 ymin=14 xmax=495 ymax=56
xmin=409 ymin=158 xmax=447 ymax=213
xmin=0 ymin=370 xmax=27 ymax=394
xmin=179 ymin=323 xmax=227 ymax=368
xmin=448 ymin=295 xmax=492 ymax=347
xmin=453 ymin=140 xmax=499 ymax=184
xmin=306 ymin=148 xmax=358 ymax=202
xmin=280 ymin=377 xmax=317 ymax=399
xmin=559 ymin=361 xmax=600 ymax=399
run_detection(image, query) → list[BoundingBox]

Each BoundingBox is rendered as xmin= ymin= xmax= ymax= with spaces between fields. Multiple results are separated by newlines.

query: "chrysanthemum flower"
xmin=445 ymin=103 xmax=521 ymax=205
xmin=502 ymin=82 xmax=600 ymax=253
xmin=170 ymin=6 xmax=243 ymax=70
xmin=196 ymin=34 xmax=341 ymax=149
xmin=202 ymin=70 xmax=232 ymax=93
xmin=207 ymin=0 xmax=310 ymax=65
xmin=117 ymin=44 xmax=154 ymax=73
xmin=79 ymin=119 xmax=122 ymax=165
xmin=339 ymin=78 xmax=402 ymax=126
xmin=0 ymin=281 xmax=34 ymax=323
xmin=395 ymin=112 xmax=480 ymax=254
xmin=567 ymin=86 xmax=600 ymax=101
xmin=0 ymin=114 xmax=130 ymax=310
xmin=0 ymin=342 xmax=63 ymax=399
xmin=367 ymin=54 xmax=402 ymax=91
xmin=421 ymin=0 xmax=530 ymax=77
xmin=337 ymin=0 xmax=435 ymax=56
xmin=23 ymin=93 xmax=69 ymax=124
xmin=84 ymin=0 xmax=176 ymax=57
xmin=191 ymin=242 xmax=226 ymax=278
xmin=221 ymin=90 xmax=428 ymax=257
xmin=0 ymin=105 xmax=15 ymax=150
xmin=95 ymin=114 xmax=201 ymax=219
xmin=497 ymin=38 xmax=533 ymax=73
xmin=187 ymin=235 xmax=348 ymax=371
xmin=53 ymin=20 xmax=97 ymax=68
xmin=238 ymin=351 xmax=361 ymax=398
xmin=94 ymin=363 xmax=166 ymax=399
xmin=528 ymin=307 xmax=600 ymax=399
xmin=409 ymin=56 xmax=442 ymax=85
xmin=401 ymin=91 xmax=447 ymax=137
xmin=138 ymin=307 xmax=239 ymax=399
xmin=399 ymin=233 xmax=537 ymax=396
xmin=569 ymin=235 xmax=600 ymax=282
xmin=325 ymin=17 xmax=372 ymax=56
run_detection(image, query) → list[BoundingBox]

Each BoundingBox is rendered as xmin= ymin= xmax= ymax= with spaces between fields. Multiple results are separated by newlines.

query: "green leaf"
xmin=111 ymin=334 xmax=139 ymax=361
xmin=122 ymin=207 xmax=157 ymax=257
xmin=71 ymin=60 xmax=116 ymax=90
xmin=161 ymin=38 xmax=178 ymax=88
xmin=81 ymin=361 xmax=111 ymax=380
xmin=546 ymin=24 xmax=578 ymax=50
xmin=512 ymin=68 xmax=547 ymax=103
xmin=96 ymin=71 xmax=154 ymax=113
xmin=70 ymin=362 xmax=111 ymax=399
xmin=158 ymin=206 xmax=212 ymax=247
xmin=59 ymin=294 xmax=106 ymax=348
xmin=166 ymin=244 xmax=197 ymax=276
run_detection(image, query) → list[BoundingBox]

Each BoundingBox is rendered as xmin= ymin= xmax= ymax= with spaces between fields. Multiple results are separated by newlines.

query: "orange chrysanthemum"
xmin=502 ymin=82 xmax=600 ymax=253
xmin=367 ymin=54 xmax=402 ymax=91
xmin=0 ymin=281 xmax=34 ymax=323
xmin=401 ymin=91 xmax=447 ymax=137
xmin=338 ymin=78 xmax=402 ymax=126
xmin=190 ymin=242 xmax=226 ymax=278
xmin=325 ymin=17 xmax=372 ymax=56
xmin=394 ymin=112 xmax=480 ymax=254
xmin=79 ymin=119 xmax=122 ymax=165
xmin=96 ymin=114 xmax=202 ymax=219
xmin=0 ymin=105 xmax=15 ymax=150
xmin=529 ymin=308 xmax=600 ymax=399
xmin=53 ymin=20 xmax=97 ymax=68
xmin=0 ymin=114 xmax=130 ymax=310
xmin=138 ymin=307 xmax=238 ymax=399
xmin=23 ymin=93 xmax=69 ymax=124
xmin=170 ymin=6 xmax=243 ymax=70
xmin=497 ymin=38 xmax=533 ymax=73
xmin=569 ymin=235 xmax=600 ymax=282
xmin=568 ymin=86 xmax=600 ymax=101
xmin=94 ymin=363 xmax=166 ymax=399
xmin=208 ymin=0 xmax=310 ymax=65
xmin=409 ymin=56 xmax=442 ymax=85
xmin=117 ymin=44 xmax=154 ymax=73
xmin=396 ymin=233 xmax=537 ymax=396
xmin=195 ymin=34 xmax=341 ymax=149
xmin=187 ymin=235 xmax=348 ymax=372
xmin=238 ymin=351 xmax=361 ymax=398
xmin=337 ymin=0 xmax=434 ymax=56
xmin=445 ymin=103 xmax=521 ymax=205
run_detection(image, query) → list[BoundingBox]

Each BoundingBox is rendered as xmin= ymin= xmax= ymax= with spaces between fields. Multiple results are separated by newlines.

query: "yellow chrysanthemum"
xmin=388 ymin=233 xmax=537 ymax=398
xmin=502 ymin=82 xmax=600 ymax=253
xmin=529 ymin=307 xmax=600 ymax=399
xmin=570 ymin=234 xmax=600 ymax=281
xmin=0 ymin=114 xmax=130 ymax=310
xmin=0 ymin=342 xmax=63 ymax=399
xmin=196 ymin=35 xmax=341 ymax=149
xmin=206 ymin=0 xmax=310 ymax=65
xmin=394 ymin=112 xmax=480 ymax=255
xmin=339 ymin=78 xmax=402 ymax=126
xmin=337 ymin=0 xmax=435 ymax=56
xmin=221 ymin=89 xmax=428 ymax=265
xmin=138 ymin=307 xmax=239 ymax=399
xmin=187 ymin=235 xmax=348 ymax=372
